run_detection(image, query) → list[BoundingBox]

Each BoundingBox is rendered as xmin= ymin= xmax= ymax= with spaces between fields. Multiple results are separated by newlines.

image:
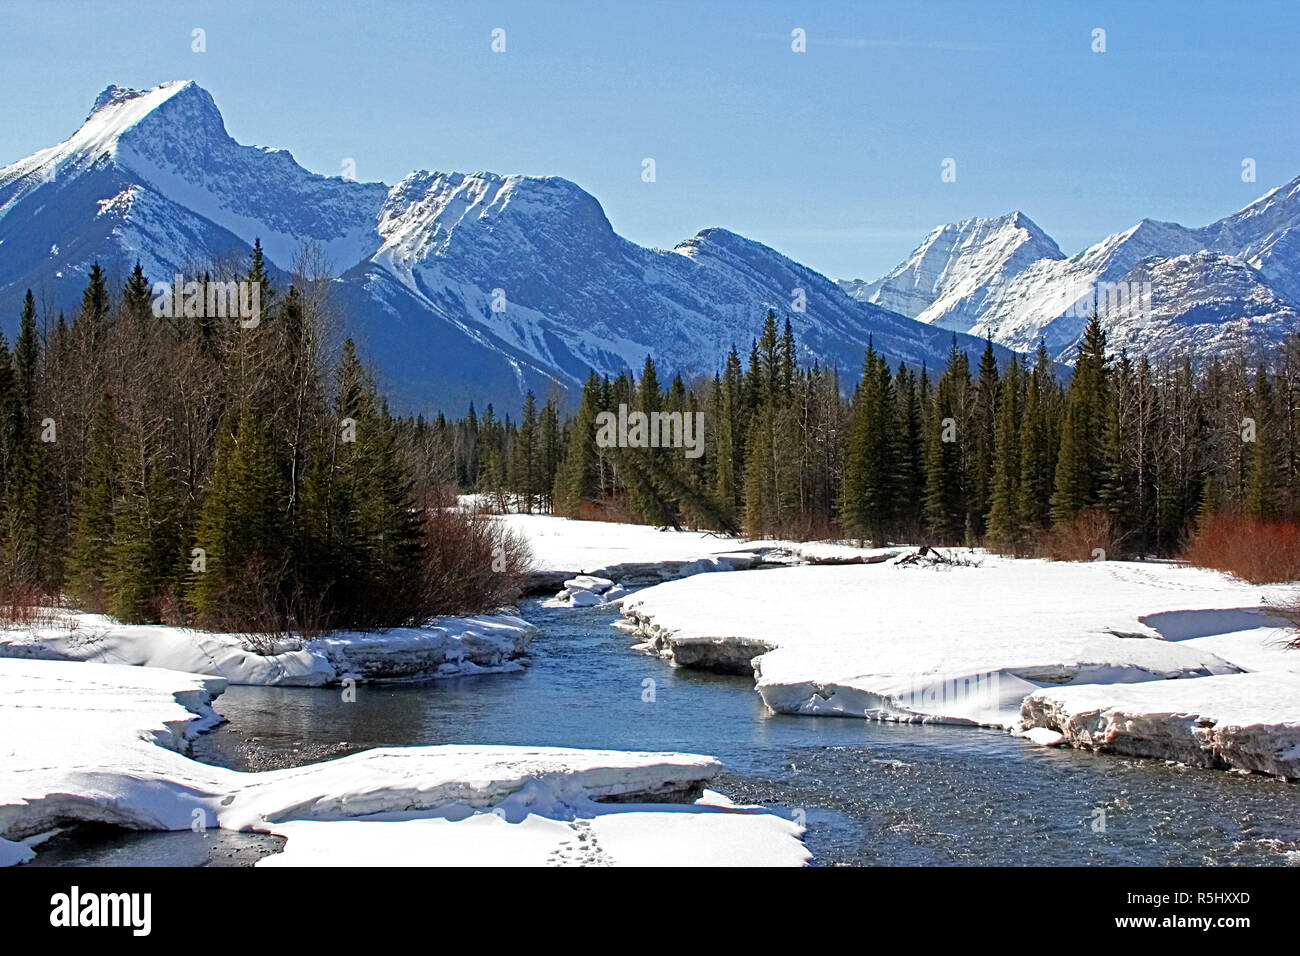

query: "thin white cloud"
xmin=818 ymin=36 xmax=994 ymax=52
xmin=755 ymin=32 xmax=993 ymax=52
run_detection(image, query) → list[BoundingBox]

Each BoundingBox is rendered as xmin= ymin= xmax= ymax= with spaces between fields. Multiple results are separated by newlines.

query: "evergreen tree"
xmin=65 ymin=391 xmax=118 ymax=609
xmin=894 ymin=364 xmax=925 ymax=536
xmin=970 ymin=339 xmax=1000 ymax=537
xmin=509 ymin=391 xmax=541 ymax=512
xmin=108 ymin=441 xmax=182 ymax=624
xmin=1052 ymin=313 xmax=1109 ymax=522
xmin=1017 ymin=341 xmax=1059 ymax=532
xmin=554 ymin=373 xmax=603 ymax=515
xmin=986 ymin=358 xmax=1025 ymax=553
xmin=1246 ymin=364 xmax=1282 ymax=519
xmin=924 ymin=342 xmax=971 ymax=542
xmin=840 ymin=344 xmax=897 ymax=544
xmin=188 ymin=404 xmax=289 ymax=626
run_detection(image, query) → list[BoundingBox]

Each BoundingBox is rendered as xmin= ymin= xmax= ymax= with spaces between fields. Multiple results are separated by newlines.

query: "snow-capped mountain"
xmin=1198 ymin=176 xmax=1300 ymax=305
xmin=0 ymin=81 xmax=1009 ymax=413
xmin=837 ymin=212 xmax=1064 ymax=332
xmin=1062 ymin=252 xmax=1300 ymax=363
xmin=842 ymin=184 xmax=1300 ymax=364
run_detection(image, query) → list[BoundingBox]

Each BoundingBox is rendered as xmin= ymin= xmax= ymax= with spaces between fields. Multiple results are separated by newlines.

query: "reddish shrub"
xmin=1041 ymin=508 xmax=1122 ymax=562
xmin=406 ymin=506 xmax=534 ymax=619
xmin=0 ymin=580 xmax=53 ymax=627
xmin=1182 ymin=513 xmax=1300 ymax=585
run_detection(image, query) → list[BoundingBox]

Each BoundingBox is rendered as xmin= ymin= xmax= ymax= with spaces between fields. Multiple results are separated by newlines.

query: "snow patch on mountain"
xmin=1074 ymin=252 xmax=1300 ymax=363
xmin=852 ymin=188 xmax=1300 ymax=364
xmin=839 ymin=211 xmax=1064 ymax=332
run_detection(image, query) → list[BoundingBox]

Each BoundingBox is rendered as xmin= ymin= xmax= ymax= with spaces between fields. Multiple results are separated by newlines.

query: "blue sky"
xmin=2 ymin=0 xmax=1298 ymax=279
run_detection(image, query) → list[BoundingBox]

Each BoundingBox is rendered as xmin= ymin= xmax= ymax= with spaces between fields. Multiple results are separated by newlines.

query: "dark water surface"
xmin=179 ymin=600 xmax=1300 ymax=867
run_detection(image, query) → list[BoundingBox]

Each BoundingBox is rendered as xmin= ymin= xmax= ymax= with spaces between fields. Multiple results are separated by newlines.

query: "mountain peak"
xmin=839 ymin=209 xmax=1064 ymax=327
xmin=89 ymin=80 xmax=195 ymax=117
xmin=14 ymin=80 xmax=229 ymax=178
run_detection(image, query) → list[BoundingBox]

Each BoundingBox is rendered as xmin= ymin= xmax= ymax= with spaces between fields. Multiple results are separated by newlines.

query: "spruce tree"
xmin=840 ymin=345 xmax=897 ymax=544
xmin=510 ymin=391 xmax=540 ymax=512
xmin=924 ymin=343 xmax=971 ymax=543
xmin=1017 ymin=341 xmax=1059 ymax=532
xmin=1052 ymin=313 xmax=1109 ymax=523
xmin=66 ymin=391 xmax=118 ymax=609
xmin=554 ymin=373 xmax=603 ymax=515
xmin=189 ymin=404 xmax=289 ymax=627
xmin=986 ymin=358 xmax=1024 ymax=553
xmin=970 ymin=339 xmax=1000 ymax=537
xmin=894 ymin=364 xmax=925 ymax=537
xmin=1245 ymin=365 xmax=1281 ymax=519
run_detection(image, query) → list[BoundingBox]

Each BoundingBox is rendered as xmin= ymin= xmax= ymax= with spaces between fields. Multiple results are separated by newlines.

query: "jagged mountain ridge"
xmin=0 ymin=81 xmax=1013 ymax=413
xmin=840 ymin=182 xmax=1300 ymax=363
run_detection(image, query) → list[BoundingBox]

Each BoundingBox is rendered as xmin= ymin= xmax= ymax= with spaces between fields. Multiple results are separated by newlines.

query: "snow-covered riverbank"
xmin=618 ymin=555 xmax=1300 ymax=779
xmin=0 ymin=611 xmax=537 ymax=685
xmin=497 ymin=511 xmax=896 ymax=603
xmin=0 ymin=658 xmax=809 ymax=866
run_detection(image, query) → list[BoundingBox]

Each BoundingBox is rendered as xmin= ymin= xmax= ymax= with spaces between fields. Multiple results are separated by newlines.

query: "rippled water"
xmin=182 ymin=600 xmax=1300 ymax=867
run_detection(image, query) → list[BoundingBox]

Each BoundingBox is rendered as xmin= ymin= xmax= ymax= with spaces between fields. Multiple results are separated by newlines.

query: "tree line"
xmin=9 ymin=258 xmax=1295 ymax=634
xmin=447 ymin=311 xmax=1300 ymax=557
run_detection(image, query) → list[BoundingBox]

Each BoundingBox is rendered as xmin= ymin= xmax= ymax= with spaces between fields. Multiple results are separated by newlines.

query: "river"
xmin=30 ymin=599 xmax=1300 ymax=866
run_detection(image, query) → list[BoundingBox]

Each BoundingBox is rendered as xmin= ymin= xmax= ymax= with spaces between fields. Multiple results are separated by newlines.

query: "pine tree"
xmin=65 ymin=391 xmax=118 ymax=609
xmin=986 ymin=358 xmax=1024 ymax=553
xmin=5 ymin=290 xmax=52 ymax=589
xmin=81 ymin=263 xmax=109 ymax=345
xmin=894 ymin=364 xmax=925 ymax=537
xmin=510 ymin=391 xmax=540 ymax=512
xmin=924 ymin=342 xmax=971 ymax=543
xmin=1245 ymin=364 xmax=1281 ymax=519
xmin=1052 ymin=313 xmax=1109 ymax=522
xmin=108 ymin=442 xmax=182 ymax=624
xmin=970 ymin=339 xmax=1000 ymax=537
xmin=188 ymin=404 xmax=289 ymax=627
xmin=123 ymin=262 xmax=152 ymax=324
xmin=1017 ymin=341 xmax=1059 ymax=532
xmin=1100 ymin=352 xmax=1139 ymax=548
xmin=840 ymin=345 xmax=897 ymax=544
xmin=539 ymin=397 xmax=561 ymax=513
xmin=554 ymin=373 xmax=603 ymax=515
xmin=713 ymin=348 xmax=745 ymax=515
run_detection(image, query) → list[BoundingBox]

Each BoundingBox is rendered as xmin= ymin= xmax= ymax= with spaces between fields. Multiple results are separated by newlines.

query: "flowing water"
xmin=36 ymin=599 xmax=1300 ymax=866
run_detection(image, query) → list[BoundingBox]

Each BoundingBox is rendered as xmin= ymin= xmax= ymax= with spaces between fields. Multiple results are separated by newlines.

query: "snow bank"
xmin=1021 ymin=609 xmax=1300 ymax=777
xmin=500 ymin=510 xmax=899 ymax=606
xmin=496 ymin=512 xmax=748 ymax=572
xmin=257 ymin=793 xmax=807 ymax=867
xmin=1022 ymin=674 xmax=1300 ymax=777
xmin=0 ymin=611 xmax=536 ymax=686
xmin=0 ymin=659 xmax=807 ymax=866
xmin=619 ymin=556 xmax=1300 ymax=777
xmin=496 ymin=509 xmax=898 ymax=574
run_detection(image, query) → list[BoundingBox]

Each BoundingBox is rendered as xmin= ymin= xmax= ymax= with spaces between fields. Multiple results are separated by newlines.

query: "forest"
xmin=5 ymin=249 xmax=1299 ymax=635
xmin=0 ymin=246 xmax=529 ymax=632
xmin=450 ymin=312 xmax=1300 ymax=567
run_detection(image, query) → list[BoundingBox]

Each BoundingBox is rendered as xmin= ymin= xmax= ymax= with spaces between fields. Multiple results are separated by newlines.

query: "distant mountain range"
xmin=2 ymin=82 xmax=1294 ymax=415
xmin=0 ymin=81 xmax=1014 ymax=414
xmin=838 ymin=181 xmax=1300 ymax=365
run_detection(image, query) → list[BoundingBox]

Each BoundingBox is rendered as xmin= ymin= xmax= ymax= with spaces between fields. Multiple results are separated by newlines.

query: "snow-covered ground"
xmin=618 ymin=554 xmax=1300 ymax=778
xmin=498 ymin=510 xmax=892 ymax=572
xmin=0 ymin=658 xmax=809 ymax=866
xmin=0 ymin=611 xmax=536 ymax=685
xmin=492 ymin=508 xmax=899 ymax=607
